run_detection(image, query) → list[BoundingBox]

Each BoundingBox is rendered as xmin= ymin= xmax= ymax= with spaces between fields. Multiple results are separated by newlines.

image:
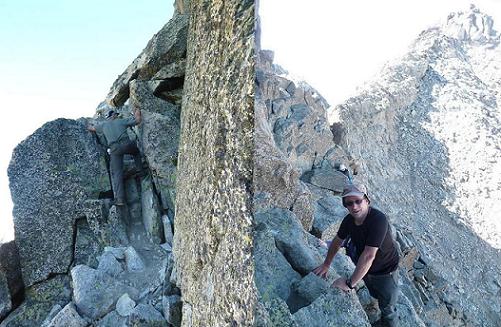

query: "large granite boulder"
xmin=45 ymin=303 xmax=87 ymax=327
xmin=8 ymin=119 xmax=109 ymax=287
xmin=106 ymin=13 xmax=189 ymax=107
xmin=71 ymin=264 xmax=139 ymax=320
xmin=0 ymin=275 xmax=71 ymax=327
xmin=292 ymin=290 xmax=371 ymax=327
xmin=254 ymin=225 xmax=302 ymax=303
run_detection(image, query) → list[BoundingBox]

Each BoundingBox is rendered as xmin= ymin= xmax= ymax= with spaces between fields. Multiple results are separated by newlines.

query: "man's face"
xmin=344 ymin=195 xmax=369 ymax=220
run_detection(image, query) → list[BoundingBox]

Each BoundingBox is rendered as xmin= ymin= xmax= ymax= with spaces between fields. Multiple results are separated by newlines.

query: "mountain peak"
xmin=442 ymin=4 xmax=499 ymax=45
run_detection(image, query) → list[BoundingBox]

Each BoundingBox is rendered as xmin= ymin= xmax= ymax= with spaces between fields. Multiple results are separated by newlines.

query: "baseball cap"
xmin=342 ymin=181 xmax=368 ymax=199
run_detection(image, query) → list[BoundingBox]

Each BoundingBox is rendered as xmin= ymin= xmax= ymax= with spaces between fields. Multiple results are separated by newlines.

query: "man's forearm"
xmin=324 ymin=236 xmax=343 ymax=266
xmin=350 ymin=252 xmax=375 ymax=285
xmin=134 ymin=108 xmax=142 ymax=124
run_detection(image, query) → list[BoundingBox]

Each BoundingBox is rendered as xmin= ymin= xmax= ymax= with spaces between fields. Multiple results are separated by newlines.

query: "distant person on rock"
xmin=88 ymin=107 xmax=143 ymax=206
xmin=313 ymin=182 xmax=400 ymax=327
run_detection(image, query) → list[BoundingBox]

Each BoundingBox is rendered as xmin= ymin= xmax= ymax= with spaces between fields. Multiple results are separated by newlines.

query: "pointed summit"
xmin=442 ymin=4 xmax=499 ymax=45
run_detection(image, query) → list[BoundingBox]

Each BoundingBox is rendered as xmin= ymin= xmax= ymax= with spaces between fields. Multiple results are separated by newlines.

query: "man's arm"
xmin=87 ymin=125 xmax=96 ymax=132
xmin=349 ymin=245 xmax=378 ymax=285
xmin=332 ymin=245 xmax=378 ymax=291
xmin=312 ymin=235 xmax=344 ymax=278
xmin=134 ymin=107 xmax=141 ymax=125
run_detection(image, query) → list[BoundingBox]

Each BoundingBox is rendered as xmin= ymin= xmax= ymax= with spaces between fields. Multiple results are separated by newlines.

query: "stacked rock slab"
xmin=173 ymin=0 xmax=256 ymax=325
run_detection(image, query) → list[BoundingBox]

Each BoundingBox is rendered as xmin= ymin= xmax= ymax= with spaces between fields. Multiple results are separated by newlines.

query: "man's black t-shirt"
xmin=337 ymin=207 xmax=399 ymax=275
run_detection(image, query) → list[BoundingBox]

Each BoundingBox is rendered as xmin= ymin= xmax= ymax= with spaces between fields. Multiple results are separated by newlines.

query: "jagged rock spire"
xmin=442 ymin=4 xmax=499 ymax=45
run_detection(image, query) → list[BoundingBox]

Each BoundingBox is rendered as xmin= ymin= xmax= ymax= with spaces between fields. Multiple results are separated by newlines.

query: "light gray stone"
xmin=255 ymin=208 xmax=324 ymax=275
xmin=116 ymin=293 xmax=136 ymax=317
xmin=127 ymin=303 xmax=167 ymax=327
xmin=71 ymin=265 xmax=139 ymax=320
xmin=82 ymin=199 xmax=129 ymax=248
xmin=124 ymin=247 xmax=145 ymax=272
xmin=291 ymin=273 xmax=331 ymax=305
xmin=311 ymin=193 xmax=347 ymax=239
xmin=257 ymin=297 xmax=297 ymax=327
xmin=95 ymin=311 xmax=127 ymax=327
xmin=160 ymin=243 xmax=172 ymax=252
xmin=46 ymin=303 xmax=87 ymax=327
xmin=152 ymin=59 xmax=186 ymax=80
xmin=7 ymin=119 xmax=109 ymax=286
xmin=40 ymin=304 xmax=63 ymax=327
xmin=293 ymin=290 xmax=371 ymax=327
xmin=309 ymin=168 xmax=349 ymax=193
xmin=97 ymin=251 xmax=124 ymax=277
xmin=104 ymin=246 xmax=126 ymax=260
xmin=254 ymin=225 xmax=301 ymax=302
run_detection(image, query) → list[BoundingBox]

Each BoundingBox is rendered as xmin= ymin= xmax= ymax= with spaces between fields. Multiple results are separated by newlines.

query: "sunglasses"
xmin=344 ymin=199 xmax=364 ymax=208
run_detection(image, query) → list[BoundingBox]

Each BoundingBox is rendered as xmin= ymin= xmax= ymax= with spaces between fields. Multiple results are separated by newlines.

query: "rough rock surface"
xmin=106 ymin=14 xmax=189 ymax=107
xmin=173 ymin=0 xmax=256 ymax=326
xmin=45 ymin=303 xmax=87 ymax=327
xmin=8 ymin=119 xmax=109 ymax=287
xmin=116 ymin=293 xmax=136 ymax=317
xmin=71 ymin=264 xmax=140 ymax=320
xmin=0 ymin=275 xmax=71 ymax=327
xmin=335 ymin=6 xmax=501 ymax=326
xmin=127 ymin=303 xmax=166 ymax=327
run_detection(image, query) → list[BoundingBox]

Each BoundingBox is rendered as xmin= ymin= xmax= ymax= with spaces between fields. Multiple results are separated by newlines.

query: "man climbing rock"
xmin=313 ymin=182 xmax=400 ymax=327
xmin=88 ymin=107 xmax=143 ymax=206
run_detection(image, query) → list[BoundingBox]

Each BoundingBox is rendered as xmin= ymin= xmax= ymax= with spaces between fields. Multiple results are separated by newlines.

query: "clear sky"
xmin=0 ymin=1 xmax=175 ymax=242
xmin=259 ymin=0 xmax=501 ymax=111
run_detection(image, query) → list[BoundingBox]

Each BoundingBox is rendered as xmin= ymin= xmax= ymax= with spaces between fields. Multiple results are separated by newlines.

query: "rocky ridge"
xmin=253 ymin=7 xmax=501 ymax=324
xmin=334 ymin=4 xmax=501 ymax=326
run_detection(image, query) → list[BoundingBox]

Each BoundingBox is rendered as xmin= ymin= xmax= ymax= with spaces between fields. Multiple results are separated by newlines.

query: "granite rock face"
xmin=106 ymin=13 xmax=189 ymax=107
xmin=8 ymin=119 xmax=109 ymax=287
xmin=0 ymin=275 xmax=71 ymax=327
xmin=173 ymin=0 xmax=256 ymax=325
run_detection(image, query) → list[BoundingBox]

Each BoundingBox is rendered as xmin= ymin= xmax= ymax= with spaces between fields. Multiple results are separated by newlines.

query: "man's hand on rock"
xmin=332 ymin=277 xmax=351 ymax=292
xmin=312 ymin=263 xmax=330 ymax=279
